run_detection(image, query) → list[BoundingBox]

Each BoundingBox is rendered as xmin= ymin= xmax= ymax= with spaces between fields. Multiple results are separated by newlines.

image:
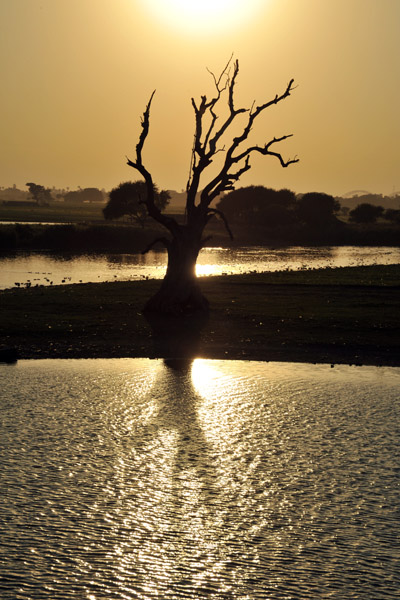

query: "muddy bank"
xmin=1 ymin=265 xmax=399 ymax=366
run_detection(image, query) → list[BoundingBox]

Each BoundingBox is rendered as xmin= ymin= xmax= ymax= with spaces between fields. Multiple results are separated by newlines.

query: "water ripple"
xmin=1 ymin=359 xmax=399 ymax=599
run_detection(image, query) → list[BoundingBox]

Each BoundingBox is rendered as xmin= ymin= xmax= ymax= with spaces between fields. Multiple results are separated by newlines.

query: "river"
xmin=1 ymin=358 xmax=399 ymax=599
xmin=1 ymin=245 xmax=400 ymax=289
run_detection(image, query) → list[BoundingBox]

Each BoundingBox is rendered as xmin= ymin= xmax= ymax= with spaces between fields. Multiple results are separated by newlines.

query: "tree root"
xmin=143 ymin=284 xmax=209 ymax=316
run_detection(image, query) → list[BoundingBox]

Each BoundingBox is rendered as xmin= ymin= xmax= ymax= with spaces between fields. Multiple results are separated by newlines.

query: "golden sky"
xmin=0 ymin=0 xmax=399 ymax=196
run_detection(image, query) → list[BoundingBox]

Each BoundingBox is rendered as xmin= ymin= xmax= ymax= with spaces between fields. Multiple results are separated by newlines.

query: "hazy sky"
xmin=1 ymin=0 xmax=399 ymax=196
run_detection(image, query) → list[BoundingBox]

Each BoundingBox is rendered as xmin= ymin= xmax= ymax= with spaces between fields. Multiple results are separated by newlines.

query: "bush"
xmin=296 ymin=192 xmax=340 ymax=226
xmin=349 ymin=203 xmax=384 ymax=224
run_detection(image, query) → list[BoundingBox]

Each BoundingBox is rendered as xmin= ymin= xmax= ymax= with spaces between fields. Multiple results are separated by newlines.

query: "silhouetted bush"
xmin=103 ymin=181 xmax=170 ymax=226
xmin=63 ymin=188 xmax=104 ymax=203
xmin=296 ymin=192 xmax=340 ymax=226
xmin=217 ymin=186 xmax=296 ymax=225
xmin=349 ymin=203 xmax=384 ymax=223
xmin=384 ymin=209 xmax=400 ymax=224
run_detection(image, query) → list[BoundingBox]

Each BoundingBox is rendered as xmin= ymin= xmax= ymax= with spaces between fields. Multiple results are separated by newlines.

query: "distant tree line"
xmin=348 ymin=203 xmax=400 ymax=224
xmin=341 ymin=192 xmax=400 ymax=209
xmin=98 ymin=182 xmax=399 ymax=228
xmin=215 ymin=186 xmax=400 ymax=229
xmin=0 ymin=184 xmax=107 ymax=205
xmin=1 ymin=181 xmax=399 ymax=228
xmin=339 ymin=192 xmax=400 ymax=224
xmin=61 ymin=187 xmax=105 ymax=203
xmin=1 ymin=182 xmax=400 ymax=253
xmin=216 ymin=187 xmax=342 ymax=229
xmin=98 ymin=182 xmax=400 ymax=249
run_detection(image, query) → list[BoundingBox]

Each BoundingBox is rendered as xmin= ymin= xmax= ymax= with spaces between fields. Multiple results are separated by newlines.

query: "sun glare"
xmin=191 ymin=359 xmax=222 ymax=397
xmin=195 ymin=263 xmax=218 ymax=277
xmin=142 ymin=0 xmax=264 ymax=35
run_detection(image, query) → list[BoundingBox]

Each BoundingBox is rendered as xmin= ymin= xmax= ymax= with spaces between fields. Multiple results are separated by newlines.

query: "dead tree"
xmin=127 ymin=59 xmax=298 ymax=314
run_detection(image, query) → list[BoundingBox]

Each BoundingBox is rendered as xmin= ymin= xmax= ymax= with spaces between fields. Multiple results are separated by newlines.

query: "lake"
xmin=1 ymin=245 xmax=400 ymax=289
xmin=1 ymin=358 xmax=399 ymax=599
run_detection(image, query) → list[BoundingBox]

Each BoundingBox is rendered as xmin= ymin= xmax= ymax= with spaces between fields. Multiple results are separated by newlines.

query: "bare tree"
xmin=127 ymin=58 xmax=298 ymax=314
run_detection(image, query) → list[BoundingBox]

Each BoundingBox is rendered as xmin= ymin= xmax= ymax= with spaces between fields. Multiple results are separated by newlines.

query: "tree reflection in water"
xmin=104 ymin=313 xmax=238 ymax=595
xmin=2 ymin=357 xmax=399 ymax=598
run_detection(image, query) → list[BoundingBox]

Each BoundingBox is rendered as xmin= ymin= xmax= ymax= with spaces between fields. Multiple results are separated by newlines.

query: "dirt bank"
xmin=1 ymin=265 xmax=399 ymax=366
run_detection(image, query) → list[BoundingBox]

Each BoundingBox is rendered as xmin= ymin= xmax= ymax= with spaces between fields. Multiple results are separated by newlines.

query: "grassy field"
xmin=0 ymin=202 xmax=106 ymax=223
xmin=0 ymin=200 xmax=184 ymax=224
xmin=1 ymin=264 xmax=399 ymax=366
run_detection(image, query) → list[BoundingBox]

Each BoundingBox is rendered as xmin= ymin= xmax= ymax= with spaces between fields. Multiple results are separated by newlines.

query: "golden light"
xmin=142 ymin=0 xmax=265 ymax=35
xmin=195 ymin=263 xmax=218 ymax=277
xmin=191 ymin=358 xmax=222 ymax=397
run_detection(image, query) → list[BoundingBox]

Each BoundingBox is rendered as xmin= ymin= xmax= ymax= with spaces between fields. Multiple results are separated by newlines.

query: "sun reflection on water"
xmin=191 ymin=358 xmax=223 ymax=395
xmin=2 ymin=360 xmax=400 ymax=598
xmin=195 ymin=263 xmax=220 ymax=276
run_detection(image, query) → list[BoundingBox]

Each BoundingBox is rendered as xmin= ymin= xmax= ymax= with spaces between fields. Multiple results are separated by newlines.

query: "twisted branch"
xmin=207 ymin=208 xmax=234 ymax=240
xmin=199 ymin=76 xmax=297 ymax=207
xmin=127 ymin=59 xmax=297 ymax=246
xmin=141 ymin=237 xmax=171 ymax=255
xmin=127 ymin=91 xmax=179 ymax=235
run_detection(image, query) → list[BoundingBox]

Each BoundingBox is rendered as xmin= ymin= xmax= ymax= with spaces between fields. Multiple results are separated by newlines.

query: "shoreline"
xmin=1 ymin=220 xmax=400 ymax=254
xmin=1 ymin=265 xmax=399 ymax=367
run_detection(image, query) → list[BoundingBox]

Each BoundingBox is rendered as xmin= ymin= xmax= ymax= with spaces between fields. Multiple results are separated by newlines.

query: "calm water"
xmin=1 ymin=246 xmax=400 ymax=290
xmin=1 ymin=358 xmax=399 ymax=599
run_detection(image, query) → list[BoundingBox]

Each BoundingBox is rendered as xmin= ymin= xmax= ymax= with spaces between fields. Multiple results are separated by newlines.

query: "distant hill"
xmin=337 ymin=193 xmax=400 ymax=210
xmin=341 ymin=190 xmax=372 ymax=198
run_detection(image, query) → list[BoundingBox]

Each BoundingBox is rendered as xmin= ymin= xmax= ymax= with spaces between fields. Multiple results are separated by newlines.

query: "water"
xmin=1 ymin=245 xmax=400 ymax=289
xmin=0 ymin=221 xmax=71 ymax=226
xmin=1 ymin=358 xmax=399 ymax=599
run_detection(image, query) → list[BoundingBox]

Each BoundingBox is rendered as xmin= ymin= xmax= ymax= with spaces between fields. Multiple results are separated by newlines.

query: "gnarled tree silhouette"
xmin=127 ymin=59 xmax=298 ymax=314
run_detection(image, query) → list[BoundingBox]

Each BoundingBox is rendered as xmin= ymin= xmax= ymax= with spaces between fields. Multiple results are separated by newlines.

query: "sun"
xmin=142 ymin=0 xmax=264 ymax=35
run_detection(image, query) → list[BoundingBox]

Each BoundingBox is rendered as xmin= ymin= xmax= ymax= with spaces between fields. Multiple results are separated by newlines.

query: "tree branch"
xmin=186 ymin=58 xmax=247 ymax=215
xmin=136 ymin=90 xmax=156 ymax=166
xmin=199 ymin=77 xmax=297 ymax=206
xmin=126 ymin=91 xmax=180 ymax=235
xmin=207 ymin=60 xmax=248 ymax=157
xmin=234 ymin=134 xmax=299 ymax=168
xmin=200 ymin=234 xmax=213 ymax=248
xmin=141 ymin=237 xmax=170 ymax=255
xmin=207 ymin=208 xmax=234 ymax=240
xmin=128 ymin=62 xmax=297 ymax=248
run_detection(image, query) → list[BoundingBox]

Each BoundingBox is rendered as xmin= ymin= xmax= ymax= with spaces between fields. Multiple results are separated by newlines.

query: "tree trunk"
xmin=129 ymin=62 xmax=297 ymax=315
xmin=144 ymin=226 xmax=208 ymax=315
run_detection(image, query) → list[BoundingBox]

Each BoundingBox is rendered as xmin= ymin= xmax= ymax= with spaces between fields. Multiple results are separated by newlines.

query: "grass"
xmin=0 ymin=202 xmax=106 ymax=223
xmin=1 ymin=264 xmax=399 ymax=366
xmin=0 ymin=202 xmax=188 ymax=224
